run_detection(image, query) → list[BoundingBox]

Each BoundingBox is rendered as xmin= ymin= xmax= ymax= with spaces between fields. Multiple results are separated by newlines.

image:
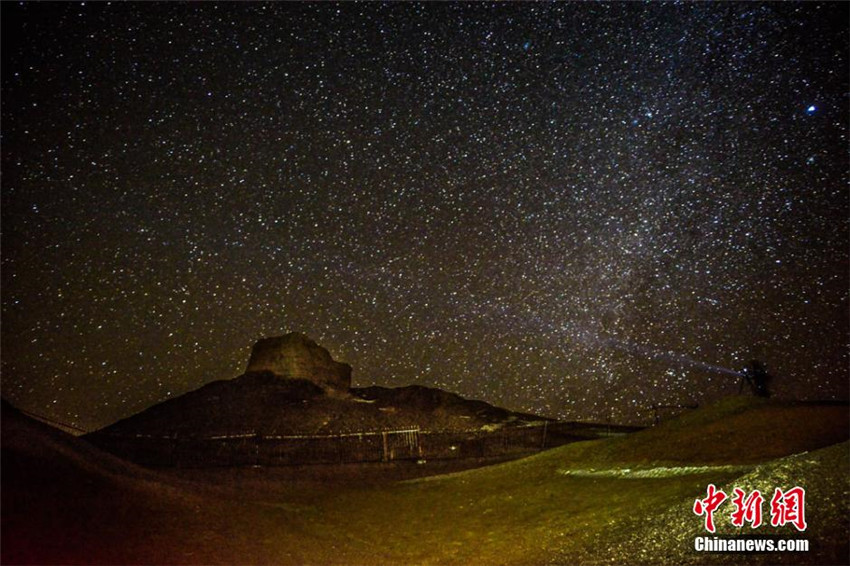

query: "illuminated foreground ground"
xmin=3 ymin=396 xmax=847 ymax=565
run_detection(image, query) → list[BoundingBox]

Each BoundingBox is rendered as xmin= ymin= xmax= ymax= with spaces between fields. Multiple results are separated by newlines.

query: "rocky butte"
xmin=85 ymin=332 xmax=593 ymax=469
xmin=245 ymin=332 xmax=352 ymax=391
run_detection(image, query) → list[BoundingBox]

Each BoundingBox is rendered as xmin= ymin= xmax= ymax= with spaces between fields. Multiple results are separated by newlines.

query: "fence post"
xmin=541 ymin=421 xmax=548 ymax=451
xmin=382 ymin=431 xmax=389 ymax=462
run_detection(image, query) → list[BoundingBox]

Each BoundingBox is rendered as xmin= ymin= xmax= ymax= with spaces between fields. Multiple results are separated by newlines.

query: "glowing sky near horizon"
xmin=2 ymin=2 xmax=847 ymax=429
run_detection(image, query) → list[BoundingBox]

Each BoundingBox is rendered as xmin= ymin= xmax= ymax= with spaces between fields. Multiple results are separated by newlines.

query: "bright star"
xmin=805 ymin=105 xmax=817 ymax=115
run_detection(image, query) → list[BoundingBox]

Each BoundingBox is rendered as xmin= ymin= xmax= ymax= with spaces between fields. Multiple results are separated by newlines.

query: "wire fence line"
xmin=85 ymin=422 xmax=640 ymax=469
xmin=12 ymin=404 xmax=640 ymax=469
xmin=16 ymin=407 xmax=90 ymax=435
xmin=104 ymin=427 xmax=425 ymax=441
xmin=88 ymin=426 xmax=418 ymax=467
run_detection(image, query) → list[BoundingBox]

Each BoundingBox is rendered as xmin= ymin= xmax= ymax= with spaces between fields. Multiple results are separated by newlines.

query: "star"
xmin=0 ymin=2 xmax=846 ymax=430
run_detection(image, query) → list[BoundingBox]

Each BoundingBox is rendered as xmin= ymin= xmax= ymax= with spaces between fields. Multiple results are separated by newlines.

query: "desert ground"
xmin=2 ymin=396 xmax=847 ymax=565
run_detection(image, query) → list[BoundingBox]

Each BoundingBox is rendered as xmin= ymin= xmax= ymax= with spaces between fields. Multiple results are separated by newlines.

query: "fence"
xmin=86 ymin=421 xmax=641 ymax=469
xmin=17 ymin=407 xmax=89 ymax=436
xmin=89 ymin=427 xmax=422 ymax=468
xmin=88 ymin=425 xmax=527 ymax=468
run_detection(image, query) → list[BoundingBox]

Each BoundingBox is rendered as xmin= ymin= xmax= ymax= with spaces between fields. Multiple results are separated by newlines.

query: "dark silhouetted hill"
xmin=86 ymin=371 xmax=547 ymax=439
xmin=1 ymin=399 xmax=201 ymax=564
xmin=85 ymin=333 xmax=550 ymax=440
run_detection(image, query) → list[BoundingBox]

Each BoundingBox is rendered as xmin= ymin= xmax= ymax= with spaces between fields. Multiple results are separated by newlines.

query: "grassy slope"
xmin=295 ymin=395 xmax=847 ymax=565
xmin=580 ymin=441 xmax=850 ymax=566
xmin=201 ymin=396 xmax=848 ymax=565
xmin=3 ymin=396 xmax=847 ymax=565
xmin=579 ymin=396 xmax=850 ymax=465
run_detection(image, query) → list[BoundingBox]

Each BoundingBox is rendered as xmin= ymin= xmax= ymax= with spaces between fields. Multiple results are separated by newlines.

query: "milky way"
xmin=2 ymin=2 xmax=847 ymax=429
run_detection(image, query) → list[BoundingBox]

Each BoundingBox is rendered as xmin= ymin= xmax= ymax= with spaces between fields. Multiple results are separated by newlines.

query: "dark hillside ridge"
xmin=357 ymin=384 xmax=541 ymax=421
xmin=1 ymin=399 xmax=150 ymax=481
xmin=87 ymin=371 xmax=550 ymax=439
xmin=88 ymin=333 xmax=554 ymax=439
xmin=82 ymin=373 xmax=567 ymax=468
xmin=82 ymin=334 xmax=577 ymax=467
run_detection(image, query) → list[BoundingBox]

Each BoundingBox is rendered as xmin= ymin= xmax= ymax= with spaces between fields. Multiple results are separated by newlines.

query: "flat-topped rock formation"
xmin=83 ymin=333 xmax=565 ymax=467
xmin=87 ymin=333 xmax=550 ymax=439
xmin=245 ymin=332 xmax=352 ymax=391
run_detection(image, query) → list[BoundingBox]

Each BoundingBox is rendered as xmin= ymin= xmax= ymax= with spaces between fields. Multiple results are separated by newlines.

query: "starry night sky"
xmin=2 ymin=2 xmax=848 ymax=430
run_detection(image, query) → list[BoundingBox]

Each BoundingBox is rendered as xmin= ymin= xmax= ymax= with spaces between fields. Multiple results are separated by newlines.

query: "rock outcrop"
xmin=245 ymin=332 xmax=352 ymax=391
